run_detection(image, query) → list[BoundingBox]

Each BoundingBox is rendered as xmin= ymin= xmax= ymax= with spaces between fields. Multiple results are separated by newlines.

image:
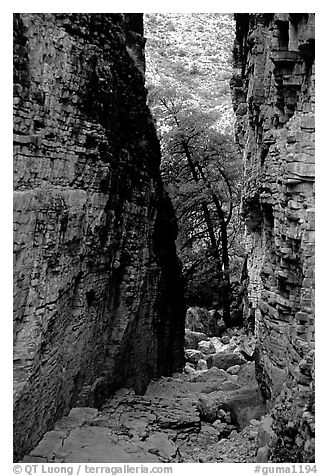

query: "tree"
xmin=149 ymin=86 xmax=243 ymax=326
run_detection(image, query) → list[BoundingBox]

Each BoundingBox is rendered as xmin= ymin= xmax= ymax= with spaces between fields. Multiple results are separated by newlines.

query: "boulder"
xmin=198 ymin=385 xmax=267 ymax=426
xmin=145 ymin=433 xmax=177 ymax=459
xmin=212 ymin=335 xmax=242 ymax=353
xmin=197 ymin=422 xmax=220 ymax=446
xmin=189 ymin=366 xmax=231 ymax=383
xmin=206 ymin=352 xmax=247 ymax=371
xmin=197 ymin=340 xmax=216 ymax=355
xmin=200 ymin=377 xmax=241 ymax=395
xmin=220 ymin=381 xmax=241 ymax=391
xmin=227 ymin=365 xmax=240 ymax=375
xmin=197 ymin=359 xmax=208 ymax=371
xmin=185 ymin=349 xmax=205 ymax=364
xmin=197 ymin=394 xmax=220 ymax=422
xmin=209 ymin=337 xmax=228 ymax=353
xmin=184 ymin=328 xmax=208 ymax=349
xmin=236 ymin=362 xmax=257 ymax=386
xmin=184 ymin=363 xmax=196 ymax=374
xmin=233 ymin=337 xmax=255 ymax=361
xmin=200 ymin=381 xmax=229 ymax=394
xmin=222 ymin=336 xmax=240 ymax=352
xmin=228 ymin=375 xmax=238 ymax=383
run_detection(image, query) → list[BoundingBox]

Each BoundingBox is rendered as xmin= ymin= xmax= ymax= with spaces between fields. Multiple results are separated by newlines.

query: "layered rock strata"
xmin=13 ymin=13 xmax=185 ymax=461
xmin=231 ymin=13 xmax=315 ymax=461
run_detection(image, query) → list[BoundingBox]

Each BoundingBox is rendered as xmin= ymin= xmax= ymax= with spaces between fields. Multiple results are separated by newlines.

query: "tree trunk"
xmin=195 ymin=161 xmax=232 ymax=326
xmin=182 ymin=141 xmax=222 ymax=269
xmin=219 ymin=220 xmax=231 ymax=327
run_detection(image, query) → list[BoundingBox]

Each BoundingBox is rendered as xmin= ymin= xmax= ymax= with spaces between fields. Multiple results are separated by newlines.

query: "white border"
xmin=3 ymin=3 xmax=326 ymax=473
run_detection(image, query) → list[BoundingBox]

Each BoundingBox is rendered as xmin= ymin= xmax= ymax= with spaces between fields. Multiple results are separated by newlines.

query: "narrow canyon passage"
xmin=13 ymin=13 xmax=315 ymax=464
xmin=22 ymin=325 xmax=268 ymax=463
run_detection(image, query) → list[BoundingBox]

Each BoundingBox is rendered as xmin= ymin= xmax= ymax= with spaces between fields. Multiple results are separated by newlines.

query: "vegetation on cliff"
xmin=145 ymin=13 xmax=245 ymax=322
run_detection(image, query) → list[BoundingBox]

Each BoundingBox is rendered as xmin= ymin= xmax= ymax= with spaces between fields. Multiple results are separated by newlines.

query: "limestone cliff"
xmin=231 ymin=14 xmax=315 ymax=461
xmin=13 ymin=13 xmax=185 ymax=461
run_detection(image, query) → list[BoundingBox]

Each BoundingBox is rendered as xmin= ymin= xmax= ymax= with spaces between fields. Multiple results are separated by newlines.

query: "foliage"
xmin=144 ymin=14 xmax=245 ymax=322
xmin=144 ymin=13 xmax=235 ymax=135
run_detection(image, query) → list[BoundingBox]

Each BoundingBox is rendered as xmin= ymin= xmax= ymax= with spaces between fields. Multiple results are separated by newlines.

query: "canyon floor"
xmin=22 ymin=327 xmax=273 ymax=464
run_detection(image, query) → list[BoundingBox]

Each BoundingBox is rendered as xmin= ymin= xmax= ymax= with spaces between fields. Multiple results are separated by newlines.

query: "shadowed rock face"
xmin=231 ymin=14 xmax=315 ymax=461
xmin=13 ymin=13 xmax=185 ymax=461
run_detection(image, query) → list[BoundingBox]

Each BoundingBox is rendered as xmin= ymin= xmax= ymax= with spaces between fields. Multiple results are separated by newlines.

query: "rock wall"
xmin=13 ymin=13 xmax=185 ymax=461
xmin=231 ymin=14 xmax=315 ymax=461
